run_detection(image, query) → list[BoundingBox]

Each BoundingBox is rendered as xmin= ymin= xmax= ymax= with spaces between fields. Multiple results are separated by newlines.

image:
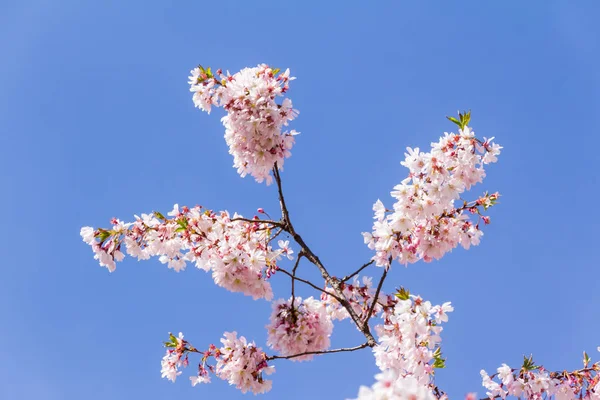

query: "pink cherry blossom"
xmin=266 ymin=296 xmax=333 ymax=361
xmin=373 ymin=294 xmax=452 ymax=386
xmin=81 ymin=205 xmax=293 ymax=300
xmin=363 ymin=126 xmax=502 ymax=268
xmin=481 ymin=356 xmax=600 ymax=400
xmin=189 ymin=64 xmax=299 ymax=184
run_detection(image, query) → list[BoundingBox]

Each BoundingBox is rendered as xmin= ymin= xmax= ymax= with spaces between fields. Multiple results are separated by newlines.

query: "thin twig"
xmin=266 ymin=342 xmax=369 ymax=361
xmin=290 ymin=252 xmax=304 ymax=310
xmin=342 ymin=260 xmax=375 ymax=282
xmin=362 ymin=263 xmax=388 ymax=329
xmin=277 ymin=267 xmax=343 ymax=302
xmin=230 ymin=217 xmax=285 ymax=228
xmin=269 ymin=227 xmax=285 ymax=243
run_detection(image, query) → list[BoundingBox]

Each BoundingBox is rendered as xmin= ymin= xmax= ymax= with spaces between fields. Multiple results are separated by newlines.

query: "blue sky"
xmin=1 ymin=1 xmax=599 ymax=399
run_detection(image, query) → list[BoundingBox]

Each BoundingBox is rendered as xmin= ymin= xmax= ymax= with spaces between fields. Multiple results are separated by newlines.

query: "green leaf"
xmin=446 ymin=116 xmax=461 ymax=127
xmin=522 ymin=354 xmax=539 ymax=371
xmin=584 ymin=351 xmax=591 ymax=367
xmin=97 ymin=229 xmax=111 ymax=243
xmin=272 ymin=68 xmax=281 ymax=76
xmin=394 ymin=287 xmax=410 ymax=300
xmin=460 ymin=110 xmax=471 ymax=128
xmin=154 ymin=211 xmax=166 ymax=221
xmin=206 ymin=67 xmax=213 ymax=78
xmin=433 ymin=347 xmax=446 ymax=369
xmin=448 ymin=110 xmax=472 ymax=130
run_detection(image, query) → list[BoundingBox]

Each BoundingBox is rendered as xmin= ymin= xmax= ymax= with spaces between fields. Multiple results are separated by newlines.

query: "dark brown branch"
xmin=272 ymin=165 xmax=291 ymax=225
xmin=266 ymin=342 xmax=369 ymax=361
xmin=362 ymin=263 xmax=388 ymax=329
xmin=342 ymin=260 xmax=375 ymax=282
xmin=272 ymin=164 xmax=377 ymax=347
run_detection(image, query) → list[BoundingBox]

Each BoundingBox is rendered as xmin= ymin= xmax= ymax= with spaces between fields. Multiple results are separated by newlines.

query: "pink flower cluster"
xmin=80 ymin=204 xmax=291 ymax=300
xmin=362 ymin=125 xmax=502 ymax=267
xmin=214 ymin=331 xmax=275 ymax=394
xmin=162 ymin=332 xmax=275 ymax=395
xmin=266 ymin=296 xmax=333 ymax=361
xmin=481 ymin=351 xmax=600 ymax=400
xmin=351 ymin=370 xmax=436 ymax=400
xmin=188 ymin=64 xmax=299 ymax=184
xmin=373 ymin=294 xmax=453 ymax=386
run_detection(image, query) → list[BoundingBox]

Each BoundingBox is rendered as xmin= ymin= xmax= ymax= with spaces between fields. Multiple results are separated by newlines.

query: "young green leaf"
xmin=394 ymin=287 xmax=410 ymax=300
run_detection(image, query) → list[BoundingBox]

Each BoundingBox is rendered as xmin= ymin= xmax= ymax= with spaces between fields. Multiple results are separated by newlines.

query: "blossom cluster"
xmin=373 ymin=292 xmax=453 ymax=386
xmin=161 ymin=331 xmax=275 ymax=395
xmin=160 ymin=332 xmax=187 ymax=383
xmin=266 ymin=296 xmax=333 ymax=361
xmin=323 ymin=283 xmax=452 ymax=398
xmin=481 ymin=351 xmax=600 ymax=400
xmin=188 ymin=64 xmax=299 ymax=184
xmin=80 ymin=204 xmax=293 ymax=300
xmin=362 ymin=121 xmax=502 ymax=267
xmin=351 ymin=370 xmax=436 ymax=400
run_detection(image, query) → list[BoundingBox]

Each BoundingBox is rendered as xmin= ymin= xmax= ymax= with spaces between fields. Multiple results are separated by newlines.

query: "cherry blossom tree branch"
xmin=479 ymin=364 xmax=600 ymax=400
xmin=342 ymin=260 xmax=375 ymax=282
xmin=266 ymin=342 xmax=370 ymax=361
xmin=272 ymin=164 xmax=378 ymax=347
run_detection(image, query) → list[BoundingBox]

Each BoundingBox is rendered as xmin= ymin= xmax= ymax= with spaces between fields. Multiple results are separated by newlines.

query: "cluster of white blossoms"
xmin=214 ymin=332 xmax=275 ymax=394
xmin=351 ymin=370 xmax=436 ymax=400
xmin=80 ymin=204 xmax=293 ymax=300
xmin=266 ymin=296 xmax=333 ymax=361
xmin=189 ymin=64 xmax=299 ymax=184
xmin=373 ymin=293 xmax=453 ymax=387
xmin=362 ymin=122 xmax=502 ymax=267
xmin=162 ymin=332 xmax=274 ymax=395
xmin=481 ymin=350 xmax=600 ymax=400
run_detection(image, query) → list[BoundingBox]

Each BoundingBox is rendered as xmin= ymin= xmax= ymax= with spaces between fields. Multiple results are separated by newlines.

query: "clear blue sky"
xmin=1 ymin=1 xmax=599 ymax=399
